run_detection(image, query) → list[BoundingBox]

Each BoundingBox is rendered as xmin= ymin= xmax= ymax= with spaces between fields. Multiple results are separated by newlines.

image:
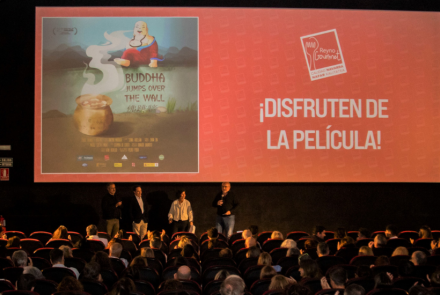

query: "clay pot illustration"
xmin=73 ymin=94 xmax=113 ymax=136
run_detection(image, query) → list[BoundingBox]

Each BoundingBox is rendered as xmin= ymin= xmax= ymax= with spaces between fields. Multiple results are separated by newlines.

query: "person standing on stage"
xmin=168 ymin=190 xmax=194 ymax=234
xmin=212 ymin=182 xmax=239 ymax=239
xmin=101 ymin=183 xmax=122 ymax=238
xmin=129 ymin=185 xmax=149 ymax=240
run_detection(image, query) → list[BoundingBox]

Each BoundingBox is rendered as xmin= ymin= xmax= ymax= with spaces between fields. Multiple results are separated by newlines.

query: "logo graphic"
xmin=139 ymin=156 xmax=147 ymax=159
xmin=132 ymin=163 xmax=136 ymax=167
xmin=300 ymin=29 xmax=346 ymax=81
xmin=96 ymin=163 xmax=106 ymax=167
xmin=159 ymin=155 xmax=164 ymax=160
xmin=122 ymin=155 xmax=128 ymax=160
xmin=114 ymin=163 xmax=122 ymax=167
xmin=104 ymin=155 xmax=110 ymax=161
xmin=144 ymin=163 xmax=159 ymax=167
xmin=82 ymin=163 xmax=88 ymax=167
xmin=77 ymin=155 xmax=93 ymax=161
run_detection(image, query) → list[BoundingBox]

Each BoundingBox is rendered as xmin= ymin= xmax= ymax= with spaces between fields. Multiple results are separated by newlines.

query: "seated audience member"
xmin=410 ymin=225 xmax=432 ymax=244
xmin=429 ymin=270 xmax=440 ymax=287
xmin=162 ymin=279 xmax=183 ymax=291
xmin=151 ymin=237 xmax=167 ymax=254
xmin=335 ymin=228 xmax=347 ymax=239
xmin=124 ymin=256 xmax=148 ymax=281
xmin=175 ymin=235 xmax=190 ymax=249
xmin=317 ymin=242 xmax=330 ymax=257
xmin=249 ymin=225 xmax=259 ymax=239
xmin=140 ymin=247 xmax=155 ymax=258
xmin=215 ymin=269 xmax=231 ymax=281
xmin=398 ymin=260 xmax=415 ymax=278
xmin=174 ymin=265 xmax=191 ymax=280
xmin=344 ymin=284 xmax=366 ymax=295
xmin=411 ymin=251 xmax=427 ymax=266
xmin=0 ymin=225 xmax=7 ymax=239
xmin=174 ymin=256 xmax=189 ymax=267
xmin=12 ymin=250 xmax=28 ymax=267
xmin=311 ymin=226 xmax=326 ymax=243
xmin=281 ymin=239 xmax=297 ymax=249
xmin=6 ymin=236 xmax=20 ymax=248
xmin=86 ymin=224 xmax=108 ymax=247
xmin=355 ymin=265 xmax=373 ymax=278
xmin=392 ymin=246 xmax=409 ymax=256
xmin=321 ymin=266 xmax=347 ymax=289
xmin=373 ymin=272 xmax=392 ymax=289
xmin=220 ymin=275 xmax=245 ymax=295
xmin=385 ymin=224 xmax=399 ymax=239
xmin=59 ymin=245 xmax=73 ymax=258
xmin=245 ymin=246 xmax=260 ymax=259
xmin=298 ymin=253 xmax=312 ymax=264
xmin=91 ymin=251 xmax=113 ymax=271
xmin=260 ymin=265 xmax=277 ymax=280
xmin=110 ymin=242 xmax=129 ymax=267
xmin=23 ymin=266 xmax=45 ymax=279
xmin=207 ymin=227 xmax=220 ymax=250
xmin=298 ymin=260 xmax=321 ymax=281
xmin=304 ymin=239 xmax=318 ymax=250
xmin=285 ymin=283 xmax=313 ymax=295
xmin=53 ymin=225 xmax=70 ymax=240
xmin=147 ymin=229 xmax=166 ymax=242
xmin=368 ymin=234 xmax=387 ymax=249
xmin=286 ymin=247 xmax=300 ymax=257
xmin=245 ymin=237 xmax=257 ymax=248
xmin=357 ymin=228 xmax=371 ymax=240
xmin=408 ymin=285 xmax=431 ymax=295
xmin=271 ymin=231 xmax=284 ymax=240
xmin=50 ymin=248 xmax=80 ymax=278
xmin=181 ymin=244 xmax=195 ymax=258
xmin=82 ymin=262 xmax=103 ymax=282
xmin=431 ymin=238 xmax=440 ymax=255
xmin=336 ymin=236 xmax=355 ymax=252
xmin=258 ymin=252 xmax=272 ymax=265
xmin=269 ymin=275 xmax=290 ymax=291
xmin=219 ymin=248 xmax=233 ymax=258
xmin=57 ymin=276 xmax=84 ymax=292
xmin=109 ymin=277 xmax=136 ymax=295
xmin=17 ymin=274 xmax=36 ymax=291
xmin=358 ymin=246 xmax=373 ymax=256
xmin=374 ymin=256 xmax=390 ymax=266
xmin=242 ymin=229 xmax=252 ymax=240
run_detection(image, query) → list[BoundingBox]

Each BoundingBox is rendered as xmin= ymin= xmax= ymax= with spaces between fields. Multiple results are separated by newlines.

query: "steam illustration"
xmin=81 ymin=30 xmax=130 ymax=95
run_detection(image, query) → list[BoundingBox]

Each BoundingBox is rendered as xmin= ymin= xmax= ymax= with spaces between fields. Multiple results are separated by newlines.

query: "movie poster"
xmin=40 ymin=17 xmax=198 ymax=173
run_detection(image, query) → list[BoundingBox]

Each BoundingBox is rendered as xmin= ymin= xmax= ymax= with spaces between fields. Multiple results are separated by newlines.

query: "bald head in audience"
xmin=109 ymin=242 xmax=123 ymax=258
xmin=174 ymin=265 xmax=191 ymax=280
xmin=245 ymin=237 xmax=257 ymax=248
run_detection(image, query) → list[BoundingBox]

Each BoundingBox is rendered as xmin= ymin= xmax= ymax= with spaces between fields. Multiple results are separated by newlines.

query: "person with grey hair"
xmin=343 ymin=284 xmax=365 ymax=295
xmin=411 ymin=250 xmax=427 ymax=266
xmin=23 ymin=266 xmax=45 ymax=279
xmin=220 ymin=275 xmax=245 ymax=295
xmin=12 ymin=250 xmax=29 ymax=267
xmin=59 ymin=245 xmax=73 ymax=258
xmin=86 ymin=224 xmax=108 ymax=247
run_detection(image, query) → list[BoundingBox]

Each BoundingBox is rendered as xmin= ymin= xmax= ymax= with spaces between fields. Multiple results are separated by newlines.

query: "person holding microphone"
xmin=212 ymin=182 xmax=239 ymax=239
xmin=168 ymin=190 xmax=194 ymax=234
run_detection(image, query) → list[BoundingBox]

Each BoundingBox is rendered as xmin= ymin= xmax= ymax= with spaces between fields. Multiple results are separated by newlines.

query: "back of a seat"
xmin=262 ymin=239 xmax=283 ymax=253
xmin=389 ymin=255 xmax=410 ymax=267
xmin=33 ymin=279 xmax=58 ymax=295
xmin=243 ymin=265 xmax=264 ymax=287
xmin=231 ymin=239 xmax=246 ymax=254
xmin=109 ymin=257 xmax=126 ymax=276
xmin=181 ymin=279 xmax=202 ymax=293
xmin=46 ymin=239 xmax=73 ymax=248
xmin=316 ymin=256 xmax=346 ymax=274
xmin=386 ymin=238 xmax=411 ymax=249
xmin=147 ymin=257 xmax=164 ymax=274
xmin=398 ymin=231 xmax=419 ymax=241
xmin=203 ymin=280 xmax=223 ymax=295
xmin=138 ymin=267 xmax=160 ymax=288
xmin=413 ymin=265 xmax=436 ymax=279
xmin=20 ymin=239 xmax=44 ymax=255
xmin=278 ymin=256 xmax=299 ymax=275
xmin=301 ymin=278 xmax=322 ymax=294
xmin=350 ymin=255 xmax=376 ymax=266
xmin=29 ymin=232 xmax=53 ymax=245
xmin=392 ymin=277 xmax=426 ymax=291
xmin=228 ymin=233 xmax=244 ymax=247
xmin=87 ymin=239 xmax=105 ymax=252
xmin=269 ymin=248 xmax=288 ymax=264
xmin=71 ymin=249 xmax=94 ymax=263
xmin=42 ymin=267 xmax=76 ymax=283
xmin=414 ymin=238 xmax=434 ymax=250
xmin=371 ymin=265 xmax=398 ymax=277
xmin=335 ymin=247 xmax=359 ymax=263
xmin=201 ymin=249 xmax=222 ymax=262
xmin=346 ymin=277 xmax=375 ymax=294
xmin=153 ymin=249 xmax=167 ymax=266
xmin=234 ymin=248 xmax=248 ymax=264
xmin=326 ymin=239 xmax=341 ymax=255
xmin=202 ymin=257 xmax=236 ymax=270
xmin=355 ymin=238 xmax=373 ymax=248
xmin=286 ymin=231 xmax=308 ymax=241
xmin=203 ymin=265 xmax=240 ymax=285
xmin=238 ymin=257 xmax=258 ymax=274
xmin=250 ymin=279 xmax=271 ymax=295
xmin=81 ymin=279 xmax=108 ymax=295
xmin=257 ymin=232 xmax=273 ymax=246
xmin=3 ymin=267 xmax=24 ymax=285
xmin=100 ymin=268 xmax=118 ymax=291
xmin=0 ymin=279 xmax=15 ymax=292
xmin=372 ymin=247 xmax=393 ymax=257
xmin=135 ymin=280 xmax=155 ymax=295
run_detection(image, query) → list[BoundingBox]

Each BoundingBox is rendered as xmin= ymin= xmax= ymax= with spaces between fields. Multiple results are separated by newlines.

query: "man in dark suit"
xmin=129 ymin=185 xmax=149 ymax=240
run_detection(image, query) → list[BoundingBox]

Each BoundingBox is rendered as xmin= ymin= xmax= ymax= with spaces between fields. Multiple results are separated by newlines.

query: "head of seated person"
xmin=373 ymin=272 xmax=392 ymax=289
xmin=430 ymin=270 xmax=440 ymax=287
xmin=373 ymin=234 xmax=387 ymax=248
xmin=271 ymin=231 xmax=283 ymax=240
xmin=281 ymin=239 xmax=297 ymax=249
xmin=339 ymin=236 xmax=355 ymax=248
xmin=17 ymin=274 xmax=36 ymax=291
xmin=23 ymin=266 xmax=44 ymax=280
xmin=358 ymin=246 xmax=373 ymax=256
xmin=418 ymin=225 xmax=433 ymax=239
xmin=398 ymin=260 xmax=415 ymax=278
xmin=53 ymin=225 xmax=69 ymax=239
xmin=130 ymin=256 xmax=148 ymax=268
xmin=304 ymin=239 xmax=318 ymax=250
xmin=174 ymin=256 xmax=188 ymax=267
xmin=163 ymin=279 xmax=183 ymax=291
xmin=242 ymin=229 xmax=252 ymax=240
xmin=299 ymin=259 xmax=321 ymax=280
xmin=110 ymin=277 xmax=136 ymax=295
xmin=374 ymin=255 xmax=390 ymax=266
xmin=220 ymin=275 xmax=245 ymax=295
xmin=269 ymin=274 xmax=290 ymax=291
xmin=335 ymin=228 xmax=347 ymax=239
xmin=109 ymin=242 xmax=123 ymax=258
xmin=219 ymin=248 xmax=233 ymax=259
xmin=6 ymin=236 xmax=20 ymax=248
xmin=317 ymin=242 xmax=329 ymax=257
xmin=246 ymin=246 xmax=261 ymax=259
xmin=260 ymin=265 xmax=277 ymax=280
xmin=91 ymin=251 xmax=112 ymax=270
xmin=12 ymin=250 xmax=28 ymax=267
xmin=245 ymin=237 xmax=256 ymax=248
xmin=82 ymin=262 xmax=103 ymax=282
xmin=150 ymin=237 xmax=162 ymax=249
xmin=57 ymin=276 xmax=83 ymax=292
xmin=358 ymin=228 xmax=371 ymax=240
xmin=392 ymin=246 xmax=409 ymax=257
xmin=177 ymin=235 xmax=190 ymax=249
xmin=345 ymin=284 xmax=366 ymax=295
xmin=249 ymin=225 xmax=259 ymax=239
xmin=257 ymin=252 xmax=272 ymax=265
xmin=50 ymin=248 xmax=65 ymax=265
xmin=86 ymin=224 xmax=99 ymax=237
xmin=355 ymin=265 xmax=373 ymax=279
xmin=385 ymin=224 xmax=399 ymax=239
xmin=181 ymin=244 xmax=194 ymax=258
xmin=215 ymin=269 xmax=230 ymax=281
xmin=411 ymin=250 xmax=427 ymax=266
xmin=286 ymin=247 xmax=300 ymax=257
xmin=328 ymin=266 xmax=347 ymax=289
xmin=174 ymin=265 xmax=191 ymax=280
xmin=141 ymin=247 xmax=155 ymax=258
xmin=285 ymin=283 xmax=313 ymax=295
xmin=59 ymin=245 xmax=73 ymax=258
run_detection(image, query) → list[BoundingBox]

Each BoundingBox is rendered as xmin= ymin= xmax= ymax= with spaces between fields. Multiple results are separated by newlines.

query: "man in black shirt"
xmin=101 ymin=183 xmax=122 ymax=238
xmin=212 ymin=182 xmax=239 ymax=239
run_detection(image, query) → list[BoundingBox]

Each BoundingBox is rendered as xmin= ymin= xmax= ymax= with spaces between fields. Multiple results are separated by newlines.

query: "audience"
xmin=82 ymin=261 xmax=103 ymax=282
xmin=215 ymin=269 xmax=231 ymax=280
xmin=162 ymin=279 xmax=183 ymax=291
xmin=91 ymin=251 xmax=113 ymax=271
xmin=5 ymin=236 xmax=20 ymax=248
xmin=373 ymin=272 xmax=392 ymax=289
xmin=242 ymin=229 xmax=252 ymax=240
xmin=124 ymin=256 xmax=148 ymax=281
xmin=281 ymin=239 xmax=297 ymax=249
xmin=374 ymin=255 xmax=390 ymax=266
xmin=11 ymin=250 xmax=28 ymax=267
xmin=322 ymin=266 xmax=347 ymax=289
xmin=368 ymin=234 xmax=387 ymax=249
xmin=299 ymin=259 xmax=321 ymax=280
xmin=53 ymin=225 xmax=70 ymax=240
xmin=357 ymin=228 xmax=371 ymax=240
xmin=392 ymin=246 xmax=409 ymax=256
xmin=344 ymin=284 xmax=365 ymax=295
xmin=385 ymin=224 xmax=399 ymax=239
xmin=109 ymin=242 xmax=129 ymax=267
xmin=109 ymin=277 xmax=136 ymax=295
xmin=220 ymin=275 xmax=245 ymax=295
xmin=285 ymin=283 xmax=313 ymax=295
xmin=411 ymin=250 xmax=427 ymax=266
xmin=174 ymin=265 xmax=192 ymax=280
xmin=260 ymin=265 xmax=277 ymax=279
xmin=86 ymin=224 xmax=109 ymax=247
xmin=207 ymin=227 xmax=220 ymax=250
xmin=17 ymin=274 xmax=36 ymax=291
xmin=50 ymin=248 xmax=80 ymax=278
xmin=244 ymin=236 xmax=257 ymax=248
xmin=335 ymin=228 xmax=347 ymax=239
xmin=355 ymin=265 xmax=373 ymax=278
xmin=268 ymin=274 xmax=290 ymax=291
xmin=317 ymin=242 xmax=329 ymax=257
xmin=23 ymin=266 xmax=45 ymax=279
xmin=358 ymin=246 xmax=373 ymax=256
xmin=219 ymin=248 xmax=233 ymax=258
xmin=271 ymin=231 xmax=284 ymax=240
xmin=140 ymin=247 xmax=155 ymax=258
xmin=59 ymin=245 xmax=73 ymax=258
xmin=246 ymin=246 xmax=261 ymax=259
xmin=57 ymin=276 xmax=84 ymax=292
xmin=249 ymin=225 xmax=259 ymax=239
xmin=257 ymin=252 xmax=272 ymax=265
xmin=311 ymin=226 xmax=326 ymax=243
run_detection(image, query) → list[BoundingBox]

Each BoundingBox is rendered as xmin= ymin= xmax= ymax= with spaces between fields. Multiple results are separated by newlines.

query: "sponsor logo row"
xmin=78 ymin=155 xmax=163 ymax=161
xmin=81 ymin=163 xmax=159 ymax=167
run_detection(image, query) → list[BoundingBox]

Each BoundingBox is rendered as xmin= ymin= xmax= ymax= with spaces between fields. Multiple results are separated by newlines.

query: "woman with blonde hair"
xmin=269 ymin=275 xmax=290 ymax=291
xmin=176 ymin=235 xmax=190 ymax=249
xmin=260 ymin=265 xmax=277 ymax=280
xmin=140 ymin=247 xmax=155 ymax=258
xmin=258 ymin=252 xmax=272 ymax=266
xmin=359 ymin=246 xmax=373 ymax=256
xmin=271 ymin=231 xmax=284 ymax=240
xmin=53 ymin=225 xmax=70 ymax=240
xmin=392 ymin=246 xmax=409 ymax=256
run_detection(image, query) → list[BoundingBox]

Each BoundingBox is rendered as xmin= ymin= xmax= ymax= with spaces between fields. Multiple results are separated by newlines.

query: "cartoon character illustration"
xmin=114 ymin=21 xmax=164 ymax=67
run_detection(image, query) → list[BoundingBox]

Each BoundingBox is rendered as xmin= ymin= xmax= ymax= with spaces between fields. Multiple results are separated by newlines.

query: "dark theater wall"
xmin=0 ymin=0 xmax=439 ymax=238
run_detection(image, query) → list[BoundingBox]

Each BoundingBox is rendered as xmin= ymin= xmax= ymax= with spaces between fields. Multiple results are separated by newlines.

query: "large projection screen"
xmin=35 ymin=7 xmax=440 ymax=182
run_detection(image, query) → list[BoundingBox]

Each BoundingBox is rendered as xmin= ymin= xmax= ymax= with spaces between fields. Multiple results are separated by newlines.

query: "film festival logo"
xmin=300 ymin=29 xmax=347 ymax=81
